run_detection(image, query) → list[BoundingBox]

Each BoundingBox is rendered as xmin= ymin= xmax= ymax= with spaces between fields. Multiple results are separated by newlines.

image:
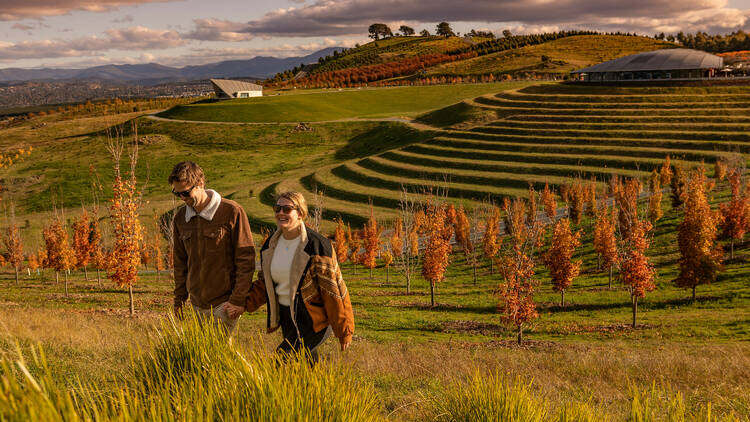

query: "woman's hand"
xmin=224 ymin=302 xmax=245 ymax=319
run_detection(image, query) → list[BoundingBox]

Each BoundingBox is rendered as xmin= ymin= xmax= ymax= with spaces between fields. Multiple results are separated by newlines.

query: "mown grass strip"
xmin=496 ymin=91 xmax=750 ymax=103
xmin=496 ymin=119 xmax=750 ymax=132
xmin=472 ymin=97 xmax=750 ymax=115
xmin=380 ymin=150 xmax=647 ymax=180
xmin=508 ymin=114 xmax=750 ymax=124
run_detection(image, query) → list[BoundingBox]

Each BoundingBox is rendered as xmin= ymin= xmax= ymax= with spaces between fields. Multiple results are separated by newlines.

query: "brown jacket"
xmin=246 ymin=224 xmax=354 ymax=345
xmin=173 ymin=197 xmax=255 ymax=309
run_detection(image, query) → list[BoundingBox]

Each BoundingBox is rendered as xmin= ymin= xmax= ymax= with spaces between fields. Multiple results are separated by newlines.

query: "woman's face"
xmin=274 ymin=197 xmax=302 ymax=233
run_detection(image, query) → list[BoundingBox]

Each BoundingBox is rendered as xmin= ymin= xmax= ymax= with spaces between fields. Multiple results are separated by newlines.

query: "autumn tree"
xmin=496 ymin=198 xmax=543 ymax=345
xmin=568 ymin=180 xmax=585 ymax=225
xmin=720 ymin=169 xmax=749 ymax=259
xmin=541 ymin=183 xmax=557 ymax=222
xmin=106 ymin=125 xmax=144 ymax=315
xmin=361 ymin=205 xmax=381 ymax=279
xmin=648 ymin=170 xmax=664 ymax=223
xmin=714 ymin=159 xmax=727 ymax=182
xmin=72 ymin=210 xmax=92 ymax=280
xmin=333 ymin=217 xmax=349 ymax=264
xmin=585 ymin=178 xmax=597 ymax=219
xmin=676 ymin=166 xmax=724 ymax=301
xmin=543 ymin=218 xmax=582 ymax=307
xmin=455 ymin=205 xmax=478 ymax=284
xmin=526 ymin=185 xmax=538 ymax=225
xmin=671 ymin=164 xmax=687 ymax=208
xmin=43 ymin=217 xmax=76 ymax=295
xmin=89 ymin=213 xmax=106 ymax=287
xmin=422 ymin=203 xmax=452 ymax=307
xmin=382 ymin=249 xmax=393 ymax=282
xmin=660 ymin=156 xmax=673 ymax=187
xmin=482 ymin=205 xmax=501 ymax=273
xmin=3 ymin=218 xmax=24 ymax=285
xmin=594 ymin=204 xmax=620 ymax=288
xmin=619 ymin=218 xmax=656 ymax=328
xmin=27 ymin=248 xmax=41 ymax=278
xmin=615 ymin=178 xmax=642 ymax=240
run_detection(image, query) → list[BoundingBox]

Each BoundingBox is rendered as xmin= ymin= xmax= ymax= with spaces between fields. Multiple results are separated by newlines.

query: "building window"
xmin=239 ymin=92 xmax=249 ymax=98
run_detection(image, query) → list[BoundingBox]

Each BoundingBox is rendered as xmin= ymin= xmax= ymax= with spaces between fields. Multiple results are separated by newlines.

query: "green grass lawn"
xmin=157 ymin=82 xmax=535 ymax=123
xmin=0 ymin=190 xmax=748 ymax=420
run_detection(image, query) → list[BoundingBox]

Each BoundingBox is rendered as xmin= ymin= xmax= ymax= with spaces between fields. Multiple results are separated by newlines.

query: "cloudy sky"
xmin=1 ymin=0 xmax=749 ymax=69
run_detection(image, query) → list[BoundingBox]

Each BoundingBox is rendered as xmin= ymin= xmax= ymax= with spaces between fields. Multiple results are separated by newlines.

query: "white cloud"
xmin=0 ymin=0 xmax=177 ymax=21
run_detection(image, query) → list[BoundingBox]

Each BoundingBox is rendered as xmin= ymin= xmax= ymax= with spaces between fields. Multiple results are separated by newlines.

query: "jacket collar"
xmin=185 ymin=189 xmax=221 ymax=222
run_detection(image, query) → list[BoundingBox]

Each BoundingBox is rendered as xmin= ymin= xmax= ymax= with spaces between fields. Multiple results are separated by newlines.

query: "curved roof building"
xmin=571 ymin=48 xmax=723 ymax=81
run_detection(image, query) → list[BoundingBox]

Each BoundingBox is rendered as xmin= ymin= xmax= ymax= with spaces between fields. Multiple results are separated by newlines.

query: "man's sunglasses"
xmin=273 ymin=204 xmax=297 ymax=214
xmin=172 ymin=185 xmax=195 ymax=198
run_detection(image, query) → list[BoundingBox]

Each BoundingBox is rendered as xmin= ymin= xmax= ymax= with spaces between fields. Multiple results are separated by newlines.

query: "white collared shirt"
xmin=185 ymin=189 xmax=221 ymax=222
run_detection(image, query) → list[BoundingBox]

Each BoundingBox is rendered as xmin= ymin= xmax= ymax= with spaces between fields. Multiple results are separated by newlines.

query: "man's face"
xmin=171 ymin=180 xmax=204 ymax=208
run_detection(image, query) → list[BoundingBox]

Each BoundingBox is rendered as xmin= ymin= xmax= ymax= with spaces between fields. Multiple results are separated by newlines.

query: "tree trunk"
xmin=96 ymin=269 xmax=101 ymax=288
xmin=430 ymin=282 xmax=435 ymax=307
xmin=560 ymin=290 xmax=565 ymax=307
xmin=730 ymin=239 xmax=734 ymax=260
xmin=608 ymin=266 xmax=613 ymax=289
xmin=369 ymin=266 xmax=373 ymax=280
xmin=386 ymin=266 xmax=389 ymax=282
xmin=597 ymin=254 xmax=601 ymax=271
xmin=84 ymin=267 xmax=88 ymax=281
xmin=472 ymin=257 xmax=477 ymax=285
xmin=156 ymin=270 xmax=160 ymax=282
xmin=489 ymin=257 xmax=493 ymax=274
xmin=692 ymin=286 xmax=696 ymax=301
xmin=65 ymin=272 xmax=69 ymax=297
xmin=55 ymin=271 xmax=59 ymax=284
xmin=517 ymin=325 xmax=523 ymax=345
xmin=14 ymin=268 xmax=19 ymax=286
xmin=129 ymin=285 xmax=135 ymax=316
xmin=632 ymin=296 xmax=638 ymax=328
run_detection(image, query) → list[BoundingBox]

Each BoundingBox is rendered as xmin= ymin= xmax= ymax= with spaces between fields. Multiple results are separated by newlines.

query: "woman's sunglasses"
xmin=172 ymin=185 xmax=195 ymax=198
xmin=273 ymin=204 xmax=297 ymax=214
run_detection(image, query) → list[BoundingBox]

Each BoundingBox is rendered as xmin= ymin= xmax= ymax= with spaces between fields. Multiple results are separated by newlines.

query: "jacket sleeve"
xmin=229 ymin=205 xmax=255 ymax=307
xmin=172 ymin=215 xmax=189 ymax=307
xmin=318 ymin=249 xmax=354 ymax=345
xmin=245 ymin=269 xmax=268 ymax=312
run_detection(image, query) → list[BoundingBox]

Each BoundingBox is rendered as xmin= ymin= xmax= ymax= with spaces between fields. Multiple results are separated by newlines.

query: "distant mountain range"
xmin=0 ymin=47 xmax=344 ymax=85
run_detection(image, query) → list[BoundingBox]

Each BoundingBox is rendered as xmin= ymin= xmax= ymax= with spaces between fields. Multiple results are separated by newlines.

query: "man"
xmin=169 ymin=161 xmax=255 ymax=333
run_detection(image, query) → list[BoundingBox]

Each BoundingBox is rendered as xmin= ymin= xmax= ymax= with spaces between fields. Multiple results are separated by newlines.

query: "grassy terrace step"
xmin=380 ymin=150 xmax=648 ymax=180
xmin=496 ymin=119 xmax=750 ymax=132
xmin=486 ymin=95 xmax=750 ymax=109
xmin=430 ymin=137 xmax=726 ymax=162
xmin=472 ymin=97 xmax=750 ymax=116
xmin=472 ymin=124 xmax=750 ymax=143
xmin=518 ymin=83 xmax=750 ymax=95
xmin=508 ymin=114 xmax=750 ymax=124
xmin=441 ymin=131 xmax=749 ymax=154
xmin=404 ymin=143 xmax=695 ymax=173
xmin=497 ymin=92 xmax=750 ymax=103
xmin=270 ymin=177 xmax=398 ymax=227
xmin=303 ymin=168 xmax=491 ymax=210
xmin=358 ymin=155 xmax=596 ymax=192
xmin=330 ymin=162 xmax=528 ymax=204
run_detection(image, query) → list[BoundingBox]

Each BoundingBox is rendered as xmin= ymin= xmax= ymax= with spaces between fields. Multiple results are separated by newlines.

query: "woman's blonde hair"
xmin=275 ymin=191 xmax=308 ymax=219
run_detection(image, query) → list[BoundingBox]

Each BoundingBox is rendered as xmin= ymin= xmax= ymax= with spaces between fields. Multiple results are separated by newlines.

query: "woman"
xmin=245 ymin=191 xmax=354 ymax=361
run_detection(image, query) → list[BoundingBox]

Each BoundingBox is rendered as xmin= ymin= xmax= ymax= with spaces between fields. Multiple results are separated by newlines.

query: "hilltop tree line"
xmin=653 ymin=30 xmax=750 ymax=53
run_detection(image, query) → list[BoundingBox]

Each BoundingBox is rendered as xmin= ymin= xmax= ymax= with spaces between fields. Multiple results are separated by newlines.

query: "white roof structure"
xmin=210 ymin=78 xmax=262 ymax=98
xmin=571 ymin=49 xmax=723 ymax=74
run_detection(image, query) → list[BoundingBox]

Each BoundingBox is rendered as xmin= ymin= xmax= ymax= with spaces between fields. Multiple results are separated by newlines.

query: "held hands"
xmin=224 ymin=302 xmax=245 ymax=319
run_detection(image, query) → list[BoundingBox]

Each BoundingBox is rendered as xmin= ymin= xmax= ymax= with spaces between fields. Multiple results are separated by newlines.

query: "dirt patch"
xmin=136 ymin=135 xmax=167 ymax=145
xmin=551 ymin=323 xmax=657 ymax=335
xmin=389 ymin=301 xmax=462 ymax=309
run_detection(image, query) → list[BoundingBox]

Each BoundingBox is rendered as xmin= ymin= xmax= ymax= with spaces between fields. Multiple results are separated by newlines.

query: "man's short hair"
xmin=168 ymin=161 xmax=205 ymax=186
xmin=276 ymin=191 xmax=308 ymax=219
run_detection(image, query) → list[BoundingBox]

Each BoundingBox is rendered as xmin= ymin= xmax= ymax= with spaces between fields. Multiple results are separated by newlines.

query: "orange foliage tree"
xmin=382 ymin=249 xmax=393 ymax=282
xmin=648 ymin=170 xmax=663 ymax=223
xmin=4 ymin=220 xmax=24 ymax=285
xmin=361 ymin=205 xmax=381 ymax=279
xmin=720 ymin=169 xmax=749 ymax=259
xmin=482 ymin=205 xmax=501 ymax=273
xmin=541 ymin=182 xmax=557 ymax=222
xmin=496 ymin=198 xmax=543 ymax=345
xmin=106 ymin=127 xmax=144 ymax=315
xmin=714 ymin=159 xmax=727 ymax=182
xmin=455 ymin=205 xmax=478 ymax=284
xmin=526 ymin=185 xmax=538 ymax=225
xmin=619 ymin=218 xmax=656 ymax=328
xmin=670 ymin=163 xmax=687 ymax=208
xmin=676 ymin=166 xmax=724 ymax=301
xmin=421 ymin=203 xmax=452 ymax=307
xmin=43 ymin=217 xmax=76 ymax=295
xmin=585 ymin=179 xmax=598 ymax=220
xmin=568 ymin=180 xmax=585 ymax=225
xmin=89 ymin=213 xmax=106 ymax=287
xmin=660 ymin=156 xmax=673 ymax=187
xmin=333 ymin=217 xmax=349 ymax=264
xmin=614 ymin=178 xmax=642 ymax=240
xmin=594 ymin=204 xmax=620 ymax=288
xmin=543 ymin=218 xmax=582 ymax=307
xmin=72 ymin=210 xmax=92 ymax=280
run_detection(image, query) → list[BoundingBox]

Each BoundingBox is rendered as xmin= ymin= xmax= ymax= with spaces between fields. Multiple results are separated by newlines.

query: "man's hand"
xmin=340 ymin=340 xmax=351 ymax=352
xmin=224 ymin=302 xmax=245 ymax=319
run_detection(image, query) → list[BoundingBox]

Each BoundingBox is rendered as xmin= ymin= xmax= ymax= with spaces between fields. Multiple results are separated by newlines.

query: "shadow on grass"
xmin=333 ymin=123 xmax=436 ymax=161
